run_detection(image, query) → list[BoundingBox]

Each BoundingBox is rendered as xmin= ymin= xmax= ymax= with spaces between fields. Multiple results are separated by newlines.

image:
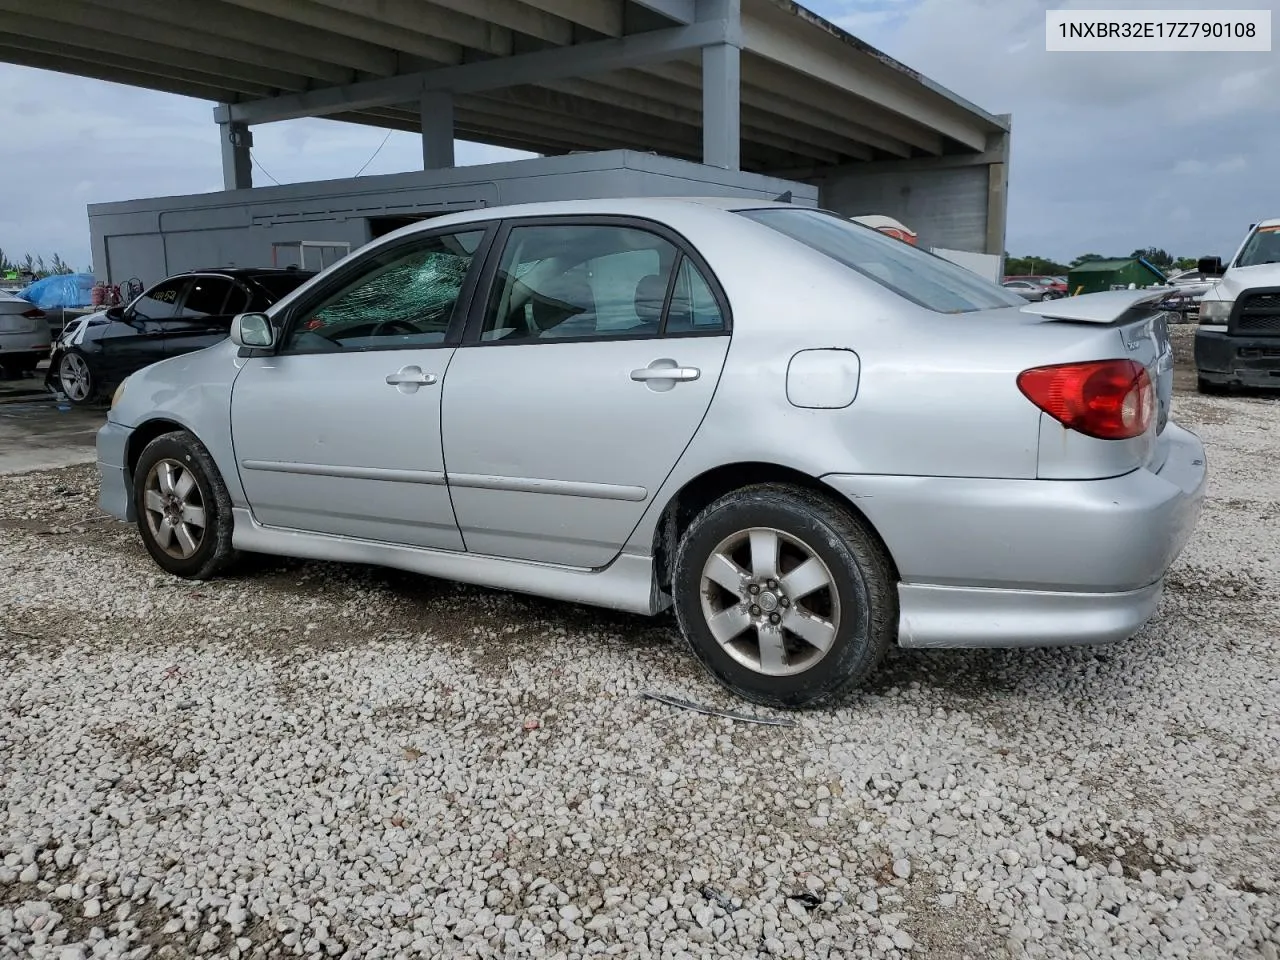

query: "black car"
xmin=47 ymin=267 xmax=315 ymax=405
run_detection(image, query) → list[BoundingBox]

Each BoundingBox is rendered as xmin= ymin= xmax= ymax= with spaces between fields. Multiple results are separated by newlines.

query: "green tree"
xmin=1173 ymin=256 xmax=1199 ymax=271
xmin=1004 ymin=254 xmax=1070 ymax=276
xmin=1070 ymin=253 xmax=1105 ymax=267
xmin=1130 ymin=247 xmax=1173 ymax=270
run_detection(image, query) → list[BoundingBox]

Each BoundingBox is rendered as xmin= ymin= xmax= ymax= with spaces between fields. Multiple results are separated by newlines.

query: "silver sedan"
xmin=96 ymin=198 xmax=1206 ymax=708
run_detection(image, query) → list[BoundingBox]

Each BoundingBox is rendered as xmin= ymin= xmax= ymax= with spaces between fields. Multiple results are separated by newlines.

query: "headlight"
xmin=111 ymin=379 xmax=128 ymax=409
xmin=1198 ymin=300 xmax=1232 ymax=324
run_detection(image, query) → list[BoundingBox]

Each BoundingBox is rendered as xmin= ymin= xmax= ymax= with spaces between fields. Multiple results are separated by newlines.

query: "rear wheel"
xmin=58 ymin=349 xmax=97 ymax=405
xmin=672 ymin=484 xmax=897 ymax=709
xmin=133 ymin=431 xmax=239 ymax=579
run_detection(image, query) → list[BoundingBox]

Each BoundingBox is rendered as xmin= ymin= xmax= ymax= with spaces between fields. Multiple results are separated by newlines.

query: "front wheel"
xmin=672 ymin=484 xmax=897 ymax=709
xmin=133 ymin=430 xmax=239 ymax=579
xmin=58 ymin=349 xmax=97 ymax=405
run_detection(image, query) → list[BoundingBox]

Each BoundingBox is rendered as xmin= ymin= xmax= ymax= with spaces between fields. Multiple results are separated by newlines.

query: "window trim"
xmin=460 ymin=214 xmax=732 ymax=348
xmin=264 ymin=222 xmax=499 ymax=358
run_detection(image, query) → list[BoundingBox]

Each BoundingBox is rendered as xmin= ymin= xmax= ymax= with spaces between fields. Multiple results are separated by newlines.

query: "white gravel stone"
xmin=0 ymin=365 xmax=1276 ymax=960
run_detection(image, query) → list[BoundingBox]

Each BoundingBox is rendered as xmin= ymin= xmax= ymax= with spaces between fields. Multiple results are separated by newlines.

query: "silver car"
xmin=97 ymin=198 xmax=1206 ymax=708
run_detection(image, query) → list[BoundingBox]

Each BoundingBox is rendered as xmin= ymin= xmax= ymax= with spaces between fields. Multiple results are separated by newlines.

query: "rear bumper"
xmin=822 ymin=422 xmax=1206 ymax=648
xmin=96 ymin=419 xmax=135 ymax=522
xmin=1195 ymin=327 xmax=1280 ymax=387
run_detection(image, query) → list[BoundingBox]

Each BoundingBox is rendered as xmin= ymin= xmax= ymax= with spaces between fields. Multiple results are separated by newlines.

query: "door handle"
xmin=385 ymin=365 xmax=437 ymax=394
xmin=385 ymin=371 xmax=438 ymax=386
xmin=630 ymin=364 xmax=701 ymax=383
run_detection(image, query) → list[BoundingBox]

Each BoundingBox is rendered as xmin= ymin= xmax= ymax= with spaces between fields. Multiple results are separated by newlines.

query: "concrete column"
xmin=421 ymin=91 xmax=456 ymax=169
xmin=701 ymin=42 xmax=740 ymax=170
xmin=697 ymin=0 xmax=741 ymax=170
xmin=219 ymin=113 xmax=253 ymax=191
xmin=985 ymin=117 xmax=1012 ymax=257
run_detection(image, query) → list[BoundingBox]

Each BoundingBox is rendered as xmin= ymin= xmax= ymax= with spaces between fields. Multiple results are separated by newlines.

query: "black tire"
xmin=57 ymin=348 xmax=98 ymax=406
xmin=672 ymin=483 xmax=897 ymax=709
xmin=132 ymin=430 xmax=239 ymax=579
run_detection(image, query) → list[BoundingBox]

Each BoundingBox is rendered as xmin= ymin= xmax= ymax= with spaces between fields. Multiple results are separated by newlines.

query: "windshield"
xmin=1235 ymin=225 xmax=1280 ymax=268
xmin=738 ymin=208 xmax=1025 ymax=314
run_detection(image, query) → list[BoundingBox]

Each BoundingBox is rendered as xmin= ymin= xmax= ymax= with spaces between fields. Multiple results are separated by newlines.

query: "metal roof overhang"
xmin=0 ymin=0 xmax=1008 ymax=172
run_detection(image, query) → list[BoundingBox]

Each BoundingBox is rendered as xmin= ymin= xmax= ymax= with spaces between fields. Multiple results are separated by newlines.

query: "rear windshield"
xmin=248 ymin=272 xmax=315 ymax=304
xmin=737 ymin=208 xmax=1026 ymax=314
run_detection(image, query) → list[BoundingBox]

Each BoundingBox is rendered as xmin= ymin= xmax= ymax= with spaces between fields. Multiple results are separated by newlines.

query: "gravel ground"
xmin=2 ymin=340 xmax=1278 ymax=959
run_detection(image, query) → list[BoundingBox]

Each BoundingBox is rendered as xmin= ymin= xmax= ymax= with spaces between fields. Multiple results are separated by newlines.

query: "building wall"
xmin=87 ymin=151 xmax=816 ymax=286
xmin=798 ymin=122 xmax=1011 ymax=258
xmin=815 ymin=165 xmax=991 ymax=253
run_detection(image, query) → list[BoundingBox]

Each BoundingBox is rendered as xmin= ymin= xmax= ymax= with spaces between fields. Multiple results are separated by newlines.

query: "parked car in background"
xmin=47 ymin=267 xmax=315 ymax=404
xmin=0 ymin=291 xmax=51 ymax=377
xmin=1195 ymin=218 xmax=1280 ymax=392
xmin=97 ymin=198 xmax=1205 ymax=708
xmin=1002 ymin=279 xmax=1054 ymax=301
xmin=1003 ymin=275 xmax=1067 ymax=298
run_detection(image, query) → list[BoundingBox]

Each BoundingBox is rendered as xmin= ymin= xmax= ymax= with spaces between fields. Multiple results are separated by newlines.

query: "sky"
xmin=0 ymin=0 xmax=1276 ymax=271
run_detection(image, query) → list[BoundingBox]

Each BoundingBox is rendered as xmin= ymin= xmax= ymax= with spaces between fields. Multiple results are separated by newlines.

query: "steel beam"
xmin=632 ymin=0 xmax=695 ymax=23
xmin=310 ymin=0 xmax=514 ymax=57
xmin=540 ymin=76 xmax=851 ymax=163
xmin=426 ymin=0 xmax=576 ymax=44
xmin=215 ymin=19 xmax=736 ymax=125
xmin=78 ymin=0 xmax=400 ymax=76
xmin=420 ymin=92 xmax=456 ymax=169
xmin=0 ymin=12 xmax=311 ymax=93
xmin=740 ymin=12 xmax=988 ymax=151
xmin=0 ymin=45 xmax=244 ymax=105
xmin=0 ymin=36 xmax=274 ymax=99
xmin=217 ymin=0 xmax=461 ymax=65
xmin=0 ymin=0 xmax=354 ymax=85
xmin=519 ymin=0 xmax=624 ymax=37
xmin=219 ymin=116 xmax=253 ymax=190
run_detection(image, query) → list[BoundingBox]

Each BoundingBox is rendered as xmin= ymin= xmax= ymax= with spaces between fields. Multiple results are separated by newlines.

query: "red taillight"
xmin=1017 ymin=359 xmax=1154 ymax=441
xmin=21 ymin=307 xmax=45 ymax=319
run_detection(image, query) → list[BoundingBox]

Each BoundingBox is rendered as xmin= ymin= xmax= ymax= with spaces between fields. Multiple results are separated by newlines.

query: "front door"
xmin=230 ymin=227 xmax=490 ymax=549
xmin=441 ymin=219 xmax=732 ymax=567
xmin=98 ymin=276 xmax=190 ymax=383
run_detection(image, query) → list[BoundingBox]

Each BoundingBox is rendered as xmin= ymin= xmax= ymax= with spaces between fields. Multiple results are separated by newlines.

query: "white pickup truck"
xmin=1194 ymin=218 xmax=1280 ymax=392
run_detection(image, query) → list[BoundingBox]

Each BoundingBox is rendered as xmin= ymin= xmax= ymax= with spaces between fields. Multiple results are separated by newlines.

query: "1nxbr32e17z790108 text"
xmin=1046 ymin=9 xmax=1272 ymax=51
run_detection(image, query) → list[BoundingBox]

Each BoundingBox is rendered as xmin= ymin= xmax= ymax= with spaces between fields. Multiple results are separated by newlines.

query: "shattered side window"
xmin=284 ymin=230 xmax=484 ymax=352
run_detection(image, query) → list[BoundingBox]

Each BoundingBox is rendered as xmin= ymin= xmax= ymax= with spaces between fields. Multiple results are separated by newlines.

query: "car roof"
xmin=180 ymin=267 xmax=318 ymax=278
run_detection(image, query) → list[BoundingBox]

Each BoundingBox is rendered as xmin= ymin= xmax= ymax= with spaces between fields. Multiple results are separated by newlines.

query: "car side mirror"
xmin=1196 ymin=256 xmax=1226 ymax=277
xmin=230 ymin=312 xmax=275 ymax=349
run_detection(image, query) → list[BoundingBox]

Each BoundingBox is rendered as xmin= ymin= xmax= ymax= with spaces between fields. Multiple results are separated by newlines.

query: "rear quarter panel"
xmin=621 ymin=211 xmax=1142 ymax=554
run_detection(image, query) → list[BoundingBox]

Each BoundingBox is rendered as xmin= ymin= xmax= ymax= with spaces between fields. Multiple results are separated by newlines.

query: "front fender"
xmin=109 ymin=342 xmax=247 ymax=507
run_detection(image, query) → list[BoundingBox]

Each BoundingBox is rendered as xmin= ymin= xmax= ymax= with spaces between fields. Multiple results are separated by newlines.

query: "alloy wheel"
xmin=59 ymin=354 xmax=91 ymax=402
xmin=698 ymin=526 xmax=841 ymax=677
xmin=142 ymin=459 xmax=207 ymax=560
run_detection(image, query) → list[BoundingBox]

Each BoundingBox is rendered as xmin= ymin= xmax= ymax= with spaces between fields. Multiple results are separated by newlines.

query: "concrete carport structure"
xmin=0 ymin=0 xmax=1011 ymax=269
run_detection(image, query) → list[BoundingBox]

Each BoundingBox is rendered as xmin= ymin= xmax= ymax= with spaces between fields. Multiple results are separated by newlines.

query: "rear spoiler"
xmin=1020 ymin=288 xmax=1173 ymax=324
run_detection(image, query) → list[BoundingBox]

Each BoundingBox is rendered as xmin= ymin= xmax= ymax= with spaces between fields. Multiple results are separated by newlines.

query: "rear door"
xmin=440 ymin=217 xmax=731 ymax=567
